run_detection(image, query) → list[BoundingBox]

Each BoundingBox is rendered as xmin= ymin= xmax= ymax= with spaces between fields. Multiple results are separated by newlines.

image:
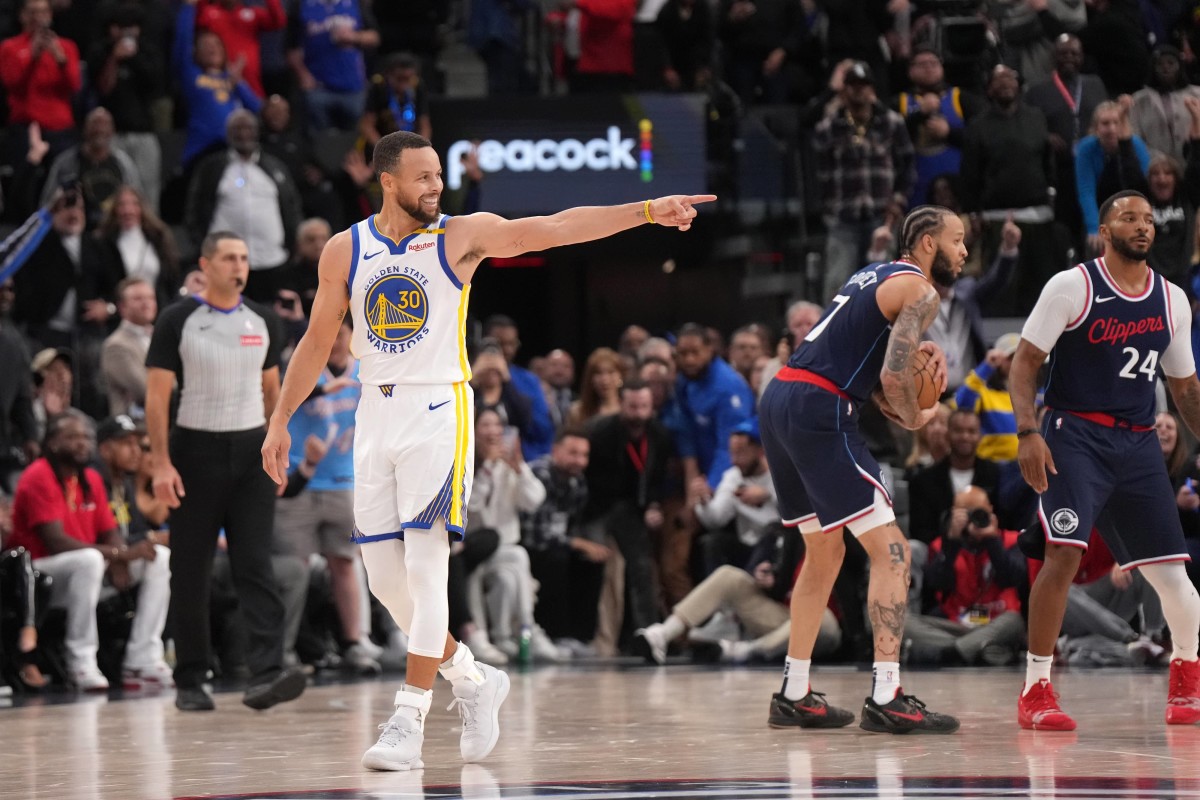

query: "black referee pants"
xmin=168 ymin=426 xmax=285 ymax=688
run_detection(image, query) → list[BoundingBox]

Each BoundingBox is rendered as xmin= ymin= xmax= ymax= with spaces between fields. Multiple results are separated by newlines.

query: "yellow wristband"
xmin=643 ymin=199 xmax=656 ymax=225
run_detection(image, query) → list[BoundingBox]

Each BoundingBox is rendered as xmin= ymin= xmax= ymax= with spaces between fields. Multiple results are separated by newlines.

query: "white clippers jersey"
xmin=348 ymin=214 xmax=472 ymax=386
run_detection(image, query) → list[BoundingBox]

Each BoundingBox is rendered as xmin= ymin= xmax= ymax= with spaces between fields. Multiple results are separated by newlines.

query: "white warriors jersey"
xmin=347 ymin=214 xmax=472 ymax=386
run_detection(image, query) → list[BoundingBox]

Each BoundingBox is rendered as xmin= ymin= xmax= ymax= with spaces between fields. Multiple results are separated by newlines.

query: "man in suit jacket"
xmin=908 ymin=409 xmax=1001 ymax=546
xmin=101 ymin=277 xmax=157 ymax=416
xmin=13 ymin=193 xmax=123 ymax=419
xmin=13 ymin=194 xmax=123 ymax=347
xmin=584 ymin=379 xmax=674 ymax=648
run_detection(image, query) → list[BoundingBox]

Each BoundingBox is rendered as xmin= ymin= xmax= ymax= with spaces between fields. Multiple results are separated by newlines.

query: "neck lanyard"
xmin=625 ymin=435 xmax=648 ymax=473
xmin=1053 ymin=71 xmax=1083 ymax=140
xmin=388 ymin=89 xmax=416 ymax=133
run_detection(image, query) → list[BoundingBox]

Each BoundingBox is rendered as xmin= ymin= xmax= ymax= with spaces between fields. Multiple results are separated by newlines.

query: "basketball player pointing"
xmin=1013 ymin=190 xmax=1200 ymax=731
xmin=261 ymin=130 xmax=713 ymax=771
xmin=759 ymin=205 xmax=962 ymax=734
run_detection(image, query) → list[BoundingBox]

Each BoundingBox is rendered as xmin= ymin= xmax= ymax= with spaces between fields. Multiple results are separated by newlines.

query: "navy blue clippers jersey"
xmin=787 ymin=260 xmax=928 ymax=403
xmin=1043 ymin=259 xmax=1176 ymax=428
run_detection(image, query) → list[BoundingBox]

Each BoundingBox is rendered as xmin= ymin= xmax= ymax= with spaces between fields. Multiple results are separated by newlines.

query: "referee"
xmin=146 ymin=231 xmax=306 ymax=711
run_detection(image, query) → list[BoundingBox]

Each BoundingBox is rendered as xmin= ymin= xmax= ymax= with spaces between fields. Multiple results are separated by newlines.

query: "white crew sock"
xmin=1024 ymin=652 xmax=1054 ymax=695
xmin=782 ymin=657 xmax=811 ymax=701
xmin=871 ymin=662 xmax=901 ymax=704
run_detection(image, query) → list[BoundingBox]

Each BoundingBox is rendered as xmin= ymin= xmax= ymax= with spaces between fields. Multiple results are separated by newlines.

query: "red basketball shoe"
xmin=1018 ymin=679 xmax=1076 ymax=731
xmin=1166 ymin=658 xmax=1200 ymax=725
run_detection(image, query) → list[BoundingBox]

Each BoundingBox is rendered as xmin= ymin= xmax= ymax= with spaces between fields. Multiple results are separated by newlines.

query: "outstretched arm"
xmin=445 ymin=194 xmax=716 ymax=281
xmin=262 ymin=233 xmax=351 ymax=484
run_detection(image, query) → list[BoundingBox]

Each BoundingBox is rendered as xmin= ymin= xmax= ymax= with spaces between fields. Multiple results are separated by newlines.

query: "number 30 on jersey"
xmin=1119 ymin=347 xmax=1159 ymax=381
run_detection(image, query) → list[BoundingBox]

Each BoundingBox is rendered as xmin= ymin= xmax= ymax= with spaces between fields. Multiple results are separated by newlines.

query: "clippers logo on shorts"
xmin=240 ymin=335 xmax=263 ymax=346
xmin=1050 ymin=508 xmax=1079 ymax=535
xmin=362 ymin=268 xmax=431 ymax=354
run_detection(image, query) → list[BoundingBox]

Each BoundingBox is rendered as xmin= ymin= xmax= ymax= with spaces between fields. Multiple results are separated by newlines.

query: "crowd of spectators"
xmin=3 ymin=0 xmax=1200 ymax=695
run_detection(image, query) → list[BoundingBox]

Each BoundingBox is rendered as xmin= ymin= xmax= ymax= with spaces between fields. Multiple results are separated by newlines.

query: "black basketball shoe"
xmin=860 ymin=690 xmax=960 ymax=734
xmin=768 ymin=691 xmax=856 ymax=729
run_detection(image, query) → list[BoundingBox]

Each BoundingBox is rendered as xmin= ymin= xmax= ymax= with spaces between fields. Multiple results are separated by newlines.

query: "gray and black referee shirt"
xmin=145 ymin=296 xmax=283 ymax=432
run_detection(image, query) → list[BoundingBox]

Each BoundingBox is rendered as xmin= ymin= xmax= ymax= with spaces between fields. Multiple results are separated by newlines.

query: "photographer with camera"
xmin=902 ymin=485 xmax=1027 ymax=665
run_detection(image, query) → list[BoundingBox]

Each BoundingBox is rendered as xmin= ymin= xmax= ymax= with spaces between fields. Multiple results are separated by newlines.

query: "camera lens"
xmin=967 ymin=508 xmax=990 ymax=528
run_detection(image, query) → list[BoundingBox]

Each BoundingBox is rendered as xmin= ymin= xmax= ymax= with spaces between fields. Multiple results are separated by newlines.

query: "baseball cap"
xmin=844 ymin=61 xmax=875 ymax=86
xmin=732 ymin=417 xmax=761 ymax=444
xmin=96 ymin=414 xmax=142 ymax=444
xmin=31 ymin=347 xmax=73 ymax=374
xmin=994 ymin=333 xmax=1021 ymax=357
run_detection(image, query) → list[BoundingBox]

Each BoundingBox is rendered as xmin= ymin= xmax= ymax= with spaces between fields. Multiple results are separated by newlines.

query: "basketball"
xmin=911 ymin=349 xmax=940 ymax=410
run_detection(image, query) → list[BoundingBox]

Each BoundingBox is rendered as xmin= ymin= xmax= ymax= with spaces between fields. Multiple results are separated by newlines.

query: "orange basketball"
xmin=911 ymin=349 xmax=940 ymax=410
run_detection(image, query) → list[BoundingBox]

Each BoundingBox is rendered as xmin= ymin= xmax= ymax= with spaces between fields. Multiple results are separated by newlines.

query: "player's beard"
xmin=397 ymin=192 xmax=441 ymax=226
xmin=930 ymin=247 xmax=959 ymax=288
xmin=1108 ymin=233 xmax=1151 ymax=262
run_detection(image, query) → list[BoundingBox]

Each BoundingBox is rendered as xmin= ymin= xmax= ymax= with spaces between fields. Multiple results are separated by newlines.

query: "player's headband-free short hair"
xmin=1098 ymin=190 xmax=1150 ymax=225
xmin=373 ymin=130 xmax=433 ymax=181
xmin=899 ymin=205 xmax=954 ymax=257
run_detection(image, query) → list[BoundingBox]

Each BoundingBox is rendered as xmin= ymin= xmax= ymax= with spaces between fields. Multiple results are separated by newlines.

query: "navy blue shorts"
xmin=1038 ymin=410 xmax=1190 ymax=569
xmin=759 ymin=376 xmax=893 ymax=533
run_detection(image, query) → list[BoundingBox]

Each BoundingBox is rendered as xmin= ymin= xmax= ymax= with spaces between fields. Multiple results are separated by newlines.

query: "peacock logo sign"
xmin=445 ymin=122 xmax=652 ymax=190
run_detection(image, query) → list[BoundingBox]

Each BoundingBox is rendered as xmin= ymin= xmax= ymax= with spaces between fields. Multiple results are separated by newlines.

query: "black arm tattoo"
xmin=880 ymin=289 xmax=940 ymax=422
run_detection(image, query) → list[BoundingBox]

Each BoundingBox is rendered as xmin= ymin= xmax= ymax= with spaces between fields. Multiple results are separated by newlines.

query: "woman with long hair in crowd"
xmin=96 ymin=185 xmax=181 ymax=308
xmin=567 ymin=347 xmax=625 ymax=427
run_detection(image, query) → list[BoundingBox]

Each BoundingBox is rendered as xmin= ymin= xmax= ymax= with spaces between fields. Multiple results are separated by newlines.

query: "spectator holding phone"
xmin=466 ymin=408 xmax=561 ymax=661
xmin=471 ymin=341 xmax=533 ymax=446
xmin=0 ymin=0 xmax=82 ymax=170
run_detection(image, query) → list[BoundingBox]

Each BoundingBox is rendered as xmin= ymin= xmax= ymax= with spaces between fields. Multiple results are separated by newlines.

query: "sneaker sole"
xmin=768 ymin=715 xmax=855 ymax=730
xmin=361 ymin=751 xmax=424 ymax=772
xmin=860 ymin=716 xmax=960 ymax=735
xmin=1019 ymin=719 xmax=1077 ymax=731
xmin=242 ymin=670 xmax=307 ymax=710
xmin=464 ymin=670 xmax=510 ymax=763
xmin=630 ymin=634 xmax=664 ymax=665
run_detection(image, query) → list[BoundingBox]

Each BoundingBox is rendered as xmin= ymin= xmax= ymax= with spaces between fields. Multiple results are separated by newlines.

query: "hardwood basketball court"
xmin=5 ymin=665 xmax=1199 ymax=799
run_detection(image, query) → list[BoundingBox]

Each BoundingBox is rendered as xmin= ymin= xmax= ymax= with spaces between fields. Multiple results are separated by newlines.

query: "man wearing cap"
xmin=812 ymin=59 xmax=915 ymax=301
xmin=5 ymin=410 xmax=172 ymax=690
xmin=94 ymin=413 xmax=173 ymax=688
xmin=692 ymin=417 xmax=778 ymax=574
xmin=955 ymin=333 xmax=1021 ymax=462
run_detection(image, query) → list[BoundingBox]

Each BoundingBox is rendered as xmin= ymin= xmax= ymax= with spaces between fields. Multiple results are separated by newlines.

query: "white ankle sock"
xmin=439 ymin=641 xmax=485 ymax=687
xmin=660 ymin=615 xmax=686 ymax=642
xmin=871 ymin=662 xmax=901 ymax=704
xmin=782 ymin=657 xmax=810 ymax=701
xmin=1023 ymin=652 xmax=1053 ymax=695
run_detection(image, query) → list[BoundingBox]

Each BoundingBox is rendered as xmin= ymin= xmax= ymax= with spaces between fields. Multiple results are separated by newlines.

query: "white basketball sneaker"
xmin=448 ymin=662 xmax=510 ymax=763
xmin=361 ymin=687 xmax=430 ymax=771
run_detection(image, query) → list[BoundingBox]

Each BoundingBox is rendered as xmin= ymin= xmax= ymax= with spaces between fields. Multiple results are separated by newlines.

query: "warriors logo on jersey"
xmin=363 ymin=268 xmax=431 ymax=352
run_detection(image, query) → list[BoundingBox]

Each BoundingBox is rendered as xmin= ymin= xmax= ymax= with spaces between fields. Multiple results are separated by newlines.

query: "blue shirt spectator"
xmin=482 ymin=316 xmax=554 ymax=461
xmin=1075 ymin=101 xmax=1151 ymax=238
xmin=287 ymin=0 xmax=379 ymax=131
xmin=673 ymin=324 xmax=754 ymax=488
xmin=286 ymin=360 xmax=358 ymax=492
xmin=174 ymin=1 xmax=260 ymax=167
